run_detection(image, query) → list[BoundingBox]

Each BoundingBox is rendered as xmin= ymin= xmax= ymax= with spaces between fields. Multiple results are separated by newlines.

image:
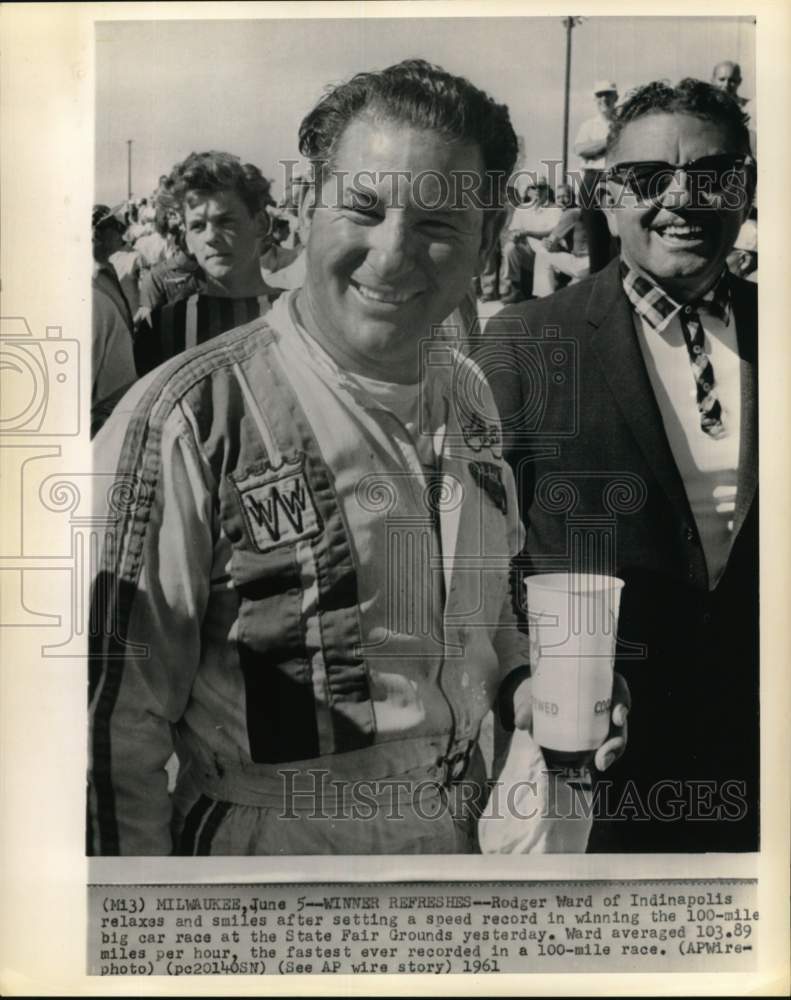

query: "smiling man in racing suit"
xmin=88 ymin=59 xmax=626 ymax=856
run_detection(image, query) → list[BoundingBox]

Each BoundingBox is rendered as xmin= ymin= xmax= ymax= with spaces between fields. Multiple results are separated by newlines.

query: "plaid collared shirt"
xmin=620 ymin=260 xmax=731 ymax=334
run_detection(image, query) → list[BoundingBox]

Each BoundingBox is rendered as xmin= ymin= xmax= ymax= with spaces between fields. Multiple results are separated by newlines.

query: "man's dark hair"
xmin=91 ymin=204 xmax=124 ymax=234
xmin=298 ymin=58 xmax=518 ymax=203
xmin=160 ymin=151 xmax=274 ymax=219
xmin=606 ymin=78 xmax=752 ymax=156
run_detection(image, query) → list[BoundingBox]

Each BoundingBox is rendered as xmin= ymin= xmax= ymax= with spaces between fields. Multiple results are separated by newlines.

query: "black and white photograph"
xmin=1 ymin=2 xmax=789 ymax=994
xmin=88 ymin=10 xmax=759 ymax=858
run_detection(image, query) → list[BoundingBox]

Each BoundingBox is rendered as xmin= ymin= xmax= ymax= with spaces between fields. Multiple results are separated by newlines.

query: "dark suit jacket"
xmin=474 ymin=259 xmax=758 ymax=852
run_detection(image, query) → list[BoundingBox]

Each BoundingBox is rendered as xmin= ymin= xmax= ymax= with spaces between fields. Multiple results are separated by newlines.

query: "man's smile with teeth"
xmin=653 ymin=222 xmax=705 ymax=239
xmin=349 ymin=278 xmax=422 ymax=304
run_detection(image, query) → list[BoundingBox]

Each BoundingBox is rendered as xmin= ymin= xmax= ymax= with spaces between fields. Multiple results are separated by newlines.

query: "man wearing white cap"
xmin=575 ymin=80 xmax=619 ymax=272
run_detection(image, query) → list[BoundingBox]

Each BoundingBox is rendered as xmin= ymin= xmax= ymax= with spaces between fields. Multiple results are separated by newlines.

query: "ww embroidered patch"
xmin=232 ymin=454 xmax=323 ymax=553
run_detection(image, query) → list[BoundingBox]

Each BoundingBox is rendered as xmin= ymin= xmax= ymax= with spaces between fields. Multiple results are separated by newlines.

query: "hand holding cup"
xmin=511 ymin=672 xmax=629 ymax=771
xmin=521 ymin=572 xmax=629 ymax=770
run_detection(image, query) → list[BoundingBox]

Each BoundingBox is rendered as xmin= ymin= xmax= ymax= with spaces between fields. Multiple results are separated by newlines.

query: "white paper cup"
xmin=525 ymin=572 xmax=624 ymax=762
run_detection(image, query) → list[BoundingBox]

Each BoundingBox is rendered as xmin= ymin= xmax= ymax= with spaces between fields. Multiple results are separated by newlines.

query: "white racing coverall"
xmin=88 ymin=292 xmax=534 ymax=856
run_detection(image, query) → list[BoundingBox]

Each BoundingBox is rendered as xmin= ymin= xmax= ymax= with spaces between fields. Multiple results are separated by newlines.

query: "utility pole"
xmin=126 ymin=139 xmax=133 ymax=200
xmin=561 ymin=17 xmax=583 ymax=180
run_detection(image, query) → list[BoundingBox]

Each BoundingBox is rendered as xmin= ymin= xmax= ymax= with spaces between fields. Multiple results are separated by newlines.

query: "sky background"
xmin=95 ymin=14 xmax=756 ymax=206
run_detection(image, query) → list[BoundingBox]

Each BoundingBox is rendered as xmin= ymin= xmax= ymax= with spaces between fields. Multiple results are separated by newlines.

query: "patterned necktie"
xmin=678 ymin=303 xmax=725 ymax=438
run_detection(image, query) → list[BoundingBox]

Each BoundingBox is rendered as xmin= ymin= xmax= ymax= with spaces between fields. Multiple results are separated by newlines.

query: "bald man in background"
xmin=711 ymin=60 xmax=746 ymax=106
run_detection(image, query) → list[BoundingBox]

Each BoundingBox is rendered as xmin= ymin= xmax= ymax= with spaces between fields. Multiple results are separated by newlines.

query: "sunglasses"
xmin=605 ymin=154 xmax=755 ymax=203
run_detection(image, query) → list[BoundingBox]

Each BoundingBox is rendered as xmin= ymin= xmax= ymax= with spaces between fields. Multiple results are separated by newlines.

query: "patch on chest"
xmin=460 ymin=410 xmax=502 ymax=458
xmin=232 ymin=454 xmax=323 ymax=553
xmin=469 ymin=459 xmax=507 ymax=515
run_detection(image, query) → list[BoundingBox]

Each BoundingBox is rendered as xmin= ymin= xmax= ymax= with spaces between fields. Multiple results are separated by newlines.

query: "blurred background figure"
xmin=123 ymin=201 xmax=148 ymax=243
xmin=260 ymin=206 xmax=301 ymax=277
xmin=91 ymin=204 xmax=136 ymax=433
xmin=727 ymin=206 xmax=758 ymax=282
xmin=133 ymin=204 xmax=181 ymax=271
xmin=477 ymin=243 xmax=501 ymax=303
xmin=139 ymin=197 xmax=156 ymax=225
xmin=499 ymin=178 xmax=562 ymax=303
xmin=711 ymin=58 xmax=756 ymax=154
xmin=532 ymin=182 xmax=589 ymax=297
xmin=108 ymin=202 xmax=144 ymax=316
xmin=135 ymin=237 xmax=202 ymax=320
xmin=278 ymin=170 xmax=311 ymax=248
xmin=711 ymin=60 xmax=746 ymax=104
xmin=135 ymin=201 xmax=202 ymax=322
xmin=575 ymin=80 xmax=620 ymax=272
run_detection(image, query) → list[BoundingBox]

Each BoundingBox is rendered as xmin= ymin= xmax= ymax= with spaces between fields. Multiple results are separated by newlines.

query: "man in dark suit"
xmin=475 ymin=79 xmax=758 ymax=852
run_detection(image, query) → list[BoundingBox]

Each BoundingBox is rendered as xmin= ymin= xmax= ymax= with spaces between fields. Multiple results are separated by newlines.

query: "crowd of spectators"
xmin=92 ymin=58 xmax=756 ymax=432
